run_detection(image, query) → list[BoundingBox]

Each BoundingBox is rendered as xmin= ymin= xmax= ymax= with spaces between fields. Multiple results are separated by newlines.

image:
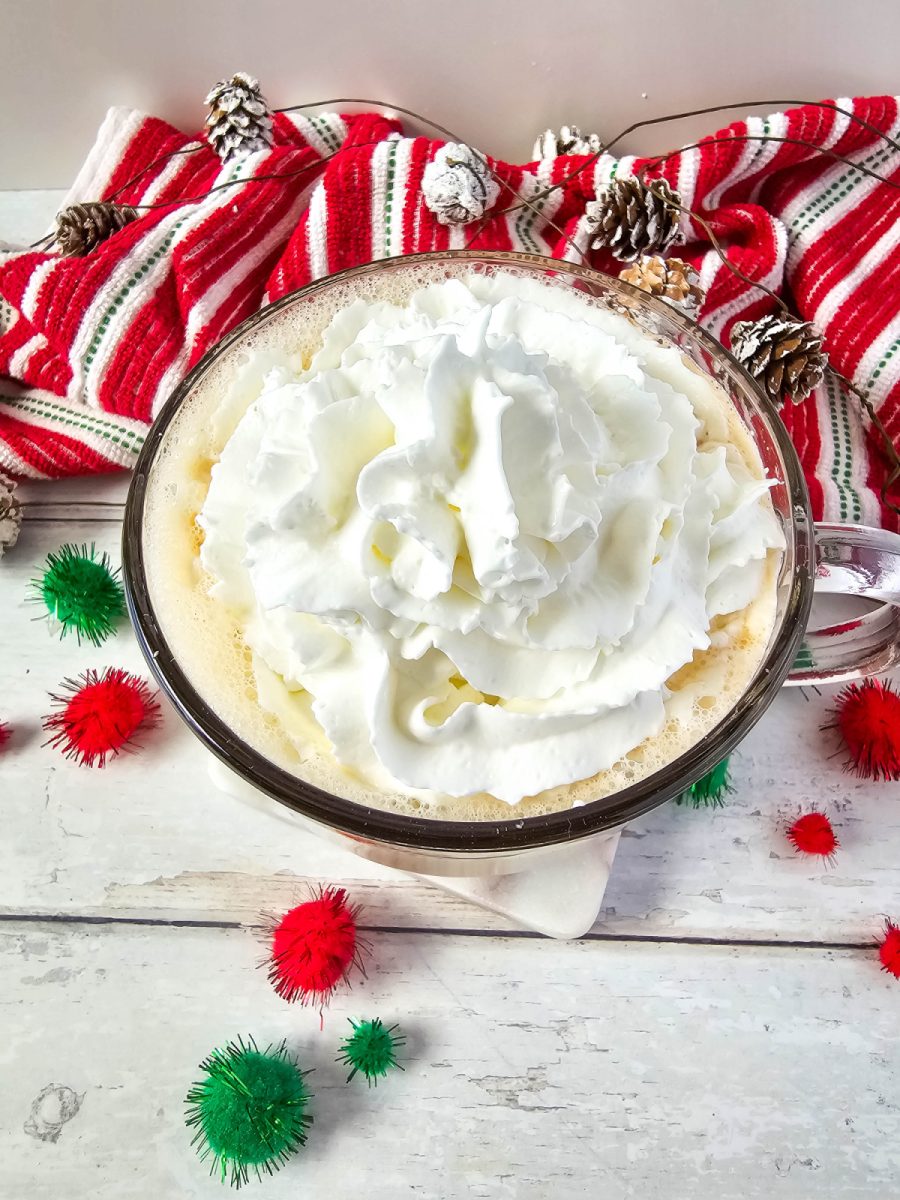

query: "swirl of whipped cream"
xmin=198 ymin=274 xmax=783 ymax=805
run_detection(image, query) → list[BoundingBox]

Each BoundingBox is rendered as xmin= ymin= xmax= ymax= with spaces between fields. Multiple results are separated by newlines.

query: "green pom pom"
xmin=337 ymin=1018 xmax=405 ymax=1086
xmin=185 ymin=1037 xmax=312 ymax=1189
xmin=32 ymin=543 xmax=125 ymax=646
xmin=675 ymin=757 xmax=732 ymax=808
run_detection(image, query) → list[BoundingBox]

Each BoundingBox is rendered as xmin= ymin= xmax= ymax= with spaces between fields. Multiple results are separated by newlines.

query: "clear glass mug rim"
xmin=122 ymin=250 xmax=814 ymax=854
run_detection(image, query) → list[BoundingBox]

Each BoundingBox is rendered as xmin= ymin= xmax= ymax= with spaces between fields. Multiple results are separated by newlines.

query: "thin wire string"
xmin=129 ymin=149 xmax=335 ymax=209
xmin=633 ymin=161 xmax=900 ymax=513
xmin=105 ymin=140 xmax=205 ymax=202
xmin=637 ymin=171 xmax=789 ymax=311
xmin=276 ymin=96 xmax=587 ymax=258
xmin=469 ymin=124 xmax=900 ymax=271
xmin=640 ymin=133 xmax=900 ymax=194
xmin=468 ymin=96 xmax=900 ymax=239
xmin=275 ymin=95 xmax=900 ymax=265
xmin=28 ymin=148 xmax=345 ymax=249
xmin=21 ymin=91 xmax=900 ymax=509
xmin=32 ymin=95 xmax=900 ymax=262
xmin=485 ymin=128 xmax=900 ymax=236
xmin=599 ymin=98 xmax=900 ymax=158
xmin=631 ymin=135 xmax=900 ymax=314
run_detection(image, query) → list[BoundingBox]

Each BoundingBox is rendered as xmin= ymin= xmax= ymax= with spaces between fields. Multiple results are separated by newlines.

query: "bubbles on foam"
xmin=142 ymin=262 xmax=781 ymax=823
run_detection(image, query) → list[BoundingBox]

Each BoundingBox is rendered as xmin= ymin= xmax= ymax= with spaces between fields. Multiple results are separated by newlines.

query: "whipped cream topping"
xmin=198 ymin=274 xmax=783 ymax=805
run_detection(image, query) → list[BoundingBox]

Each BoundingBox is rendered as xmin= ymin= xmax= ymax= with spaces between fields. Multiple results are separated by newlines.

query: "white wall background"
xmin=2 ymin=0 xmax=899 ymax=189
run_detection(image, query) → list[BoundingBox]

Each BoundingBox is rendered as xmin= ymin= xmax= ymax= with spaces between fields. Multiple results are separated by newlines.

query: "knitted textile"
xmin=1 ymin=98 xmax=898 ymax=531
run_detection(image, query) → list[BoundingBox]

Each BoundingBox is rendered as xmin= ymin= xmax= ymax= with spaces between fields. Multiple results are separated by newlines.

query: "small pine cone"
xmin=205 ymin=71 xmax=274 ymax=162
xmin=619 ymin=255 xmax=705 ymax=314
xmin=0 ymin=471 xmax=22 ymax=559
xmin=585 ymin=177 xmax=681 ymax=262
xmin=0 ymin=295 xmax=15 ymax=336
xmin=54 ymin=202 xmax=138 ymax=257
xmin=532 ymin=125 xmax=602 ymax=160
xmin=731 ymin=313 xmax=827 ymax=406
xmin=422 ymin=143 xmax=500 ymax=226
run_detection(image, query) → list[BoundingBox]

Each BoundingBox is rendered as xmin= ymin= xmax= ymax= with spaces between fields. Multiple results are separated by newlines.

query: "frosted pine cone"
xmin=619 ymin=256 xmax=705 ymax=314
xmin=731 ymin=314 xmax=827 ymax=406
xmin=586 ymin=177 xmax=681 ymax=262
xmin=0 ymin=472 xmax=22 ymax=559
xmin=0 ymin=296 xmax=15 ymax=335
xmin=532 ymin=125 xmax=602 ymax=160
xmin=205 ymin=72 xmax=274 ymax=162
xmin=422 ymin=143 xmax=500 ymax=226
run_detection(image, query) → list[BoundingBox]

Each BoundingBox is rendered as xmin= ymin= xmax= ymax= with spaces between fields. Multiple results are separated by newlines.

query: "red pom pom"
xmin=786 ymin=811 xmax=839 ymax=860
xmin=268 ymin=887 xmax=363 ymax=1008
xmin=878 ymin=921 xmax=900 ymax=980
xmin=43 ymin=668 xmax=161 ymax=767
xmin=831 ymin=678 xmax=900 ymax=782
xmin=0 ymin=721 xmax=10 ymax=750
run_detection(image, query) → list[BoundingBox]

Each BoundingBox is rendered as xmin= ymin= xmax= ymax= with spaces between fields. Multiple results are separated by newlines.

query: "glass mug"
xmin=122 ymin=251 xmax=900 ymax=882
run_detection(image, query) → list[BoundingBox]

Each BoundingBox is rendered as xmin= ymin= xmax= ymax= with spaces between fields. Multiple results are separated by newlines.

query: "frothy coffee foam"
xmin=143 ymin=264 xmax=783 ymax=821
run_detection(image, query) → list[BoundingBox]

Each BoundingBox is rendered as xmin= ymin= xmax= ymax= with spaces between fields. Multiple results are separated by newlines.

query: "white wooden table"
xmin=2 ymin=193 xmax=898 ymax=1200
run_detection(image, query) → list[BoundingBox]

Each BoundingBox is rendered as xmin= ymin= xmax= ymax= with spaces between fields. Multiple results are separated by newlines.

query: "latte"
xmin=142 ymin=263 xmax=783 ymax=820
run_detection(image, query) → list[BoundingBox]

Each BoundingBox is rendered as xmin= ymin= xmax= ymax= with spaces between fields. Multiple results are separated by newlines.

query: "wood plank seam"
xmin=0 ymin=912 xmax=875 ymax=951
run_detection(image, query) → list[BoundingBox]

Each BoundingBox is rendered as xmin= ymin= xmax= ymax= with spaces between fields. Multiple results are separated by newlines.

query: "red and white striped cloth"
xmin=1 ymin=98 xmax=898 ymax=530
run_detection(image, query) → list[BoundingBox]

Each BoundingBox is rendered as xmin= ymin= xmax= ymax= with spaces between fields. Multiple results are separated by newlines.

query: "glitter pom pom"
xmin=32 ymin=543 xmax=125 ymax=646
xmin=878 ymin=921 xmax=900 ymax=980
xmin=786 ymin=811 xmax=839 ymax=860
xmin=267 ymin=887 xmax=364 ymax=1009
xmin=338 ymin=1018 xmax=405 ymax=1086
xmin=43 ymin=668 xmax=160 ymax=766
xmin=185 ymin=1037 xmax=312 ymax=1188
xmin=831 ymin=678 xmax=900 ymax=782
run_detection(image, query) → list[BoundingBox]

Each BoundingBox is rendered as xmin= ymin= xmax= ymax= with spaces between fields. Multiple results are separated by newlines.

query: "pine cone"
xmin=731 ymin=314 xmax=827 ymax=406
xmin=0 ymin=296 xmax=15 ymax=336
xmin=205 ymin=72 xmax=274 ymax=162
xmin=54 ymin=202 xmax=138 ymax=257
xmin=619 ymin=255 xmax=704 ymax=314
xmin=585 ymin=177 xmax=681 ymax=262
xmin=532 ymin=125 xmax=602 ymax=160
xmin=0 ymin=472 xmax=22 ymax=559
xmin=422 ymin=143 xmax=500 ymax=226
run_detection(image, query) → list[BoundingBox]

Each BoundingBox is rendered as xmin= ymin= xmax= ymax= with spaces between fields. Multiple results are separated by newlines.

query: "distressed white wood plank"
xmin=3 ymin=921 xmax=897 ymax=1200
xmin=18 ymin=473 xmax=130 ymax=515
xmin=3 ymin=514 xmax=899 ymax=940
xmin=0 ymin=189 xmax=66 ymax=246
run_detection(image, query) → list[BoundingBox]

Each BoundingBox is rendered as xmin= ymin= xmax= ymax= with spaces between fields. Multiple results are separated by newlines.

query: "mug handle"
xmin=787 ymin=521 xmax=900 ymax=685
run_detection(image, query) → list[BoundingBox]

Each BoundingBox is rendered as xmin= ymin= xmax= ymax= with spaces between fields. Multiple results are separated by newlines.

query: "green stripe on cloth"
xmin=514 ymin=184 xmax=542 ymax=254
xmin=82 ymin=161 xmax=245 ymax=379
xmin=383 ymin=139 xmax=398 ymax=255
xmin=824 ymin=373 xmax=862 ymax=521
xmin=789 ymin=142 xmax=893 ymax=236
xmin=866 ymin=331 xmax=900 ymax=389
xmin=82 ymin=217 xmax=192 ymax=377
xmin=310 ymin=113 xmax=343 ymax=154
xmin=738 ymin=118 xmax=772 ymax=179
xmin=0 ymin=394 xmax=145 ymax=452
